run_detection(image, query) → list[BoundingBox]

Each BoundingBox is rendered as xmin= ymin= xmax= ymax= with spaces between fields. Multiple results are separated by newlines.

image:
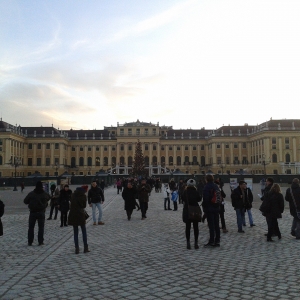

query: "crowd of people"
xmin=1 ymin=174 xmax=300 ymax=252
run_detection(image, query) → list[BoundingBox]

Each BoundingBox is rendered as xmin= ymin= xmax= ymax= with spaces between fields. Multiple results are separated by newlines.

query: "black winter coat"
xmin=285 ymin=183 xmax=300 ymax=218
xmin=68 ymin=189 xmax=87 ymax=226
xmin=58 ymin=189 xmax=72 ymax=212
xmin=88 ymin=186 xmax=104 ymax=204
xmin=231 ymin=187 xmax=253 ymax=210
xmin=24 ymin=188 xmax=50 ymax=212
xmin=264 ymin=192 xmax=284 ymax=218
xmin=122 ymin=187 xmax=137 ymax=210
xmin=182 ymin=186 xmax=202 ymax=223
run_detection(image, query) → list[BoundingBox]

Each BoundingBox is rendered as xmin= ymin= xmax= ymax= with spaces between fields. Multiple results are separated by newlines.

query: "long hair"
xmin=271 ymin=183 xmax=281 ymax=194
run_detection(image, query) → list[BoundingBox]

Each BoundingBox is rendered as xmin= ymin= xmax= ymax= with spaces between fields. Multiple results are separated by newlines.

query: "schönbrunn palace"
xmin=0 ymin=119 xmax=300 ymax=177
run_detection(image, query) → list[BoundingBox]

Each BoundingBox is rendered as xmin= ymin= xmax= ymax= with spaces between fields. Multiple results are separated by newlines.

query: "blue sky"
xmin=1 ymin=0 xmax=300 ymax=130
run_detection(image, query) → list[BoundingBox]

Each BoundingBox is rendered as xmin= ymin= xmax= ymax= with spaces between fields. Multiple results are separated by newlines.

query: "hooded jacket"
xmin=24 ymin=188 xmax=50 ymax=212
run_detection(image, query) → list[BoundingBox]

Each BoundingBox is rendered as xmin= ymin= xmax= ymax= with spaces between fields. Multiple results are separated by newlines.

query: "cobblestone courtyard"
xmin=0 ymin=184 xmax=299 ymax=300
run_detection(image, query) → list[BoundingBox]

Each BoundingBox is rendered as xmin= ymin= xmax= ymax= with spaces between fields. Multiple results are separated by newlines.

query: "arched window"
xmin=272 ymin=154 xmax=277 ymax=163
xmin=112 ymin=156 xmax=116 ymax=166
xmin=201 ymin=156 xmax=205 ymax=167
xmin=177 ymin=156 xmax=181 ymax=165
xmin=87 ymin=157 xmax=92 ymax=166
xmin=103 ymin=157 xmax=108 ymax=166
xmin=286 ymin=153 xmax=290 ymax=163
xmin=79 ymin=157 xmax=84 ymax=166
xmin=161 ymin=156 xmax=165 ymax=165
xmin=185 ymin=156 xmax=189 ymax=165
xmin=169 ymin=156 xmax=173 ymax=165
xmin=152 ymin=156 xmax=157 ymax=165
xmin=120 ymin=156 xmax=125 ymax=165
xmin=128 ymin=156 xmax=133 ymax=166
xmin=96 ymin=157 xmax=100 ymax=166
xmin=144 ymin=156 xmax=149 ymax=166
xmin=71 ymin=157 xmax=76 ymax=167
xmin=0 ymin=155 xmax=2 ymax=165
xmin=193 ymin=156 xmax=198 ymax=165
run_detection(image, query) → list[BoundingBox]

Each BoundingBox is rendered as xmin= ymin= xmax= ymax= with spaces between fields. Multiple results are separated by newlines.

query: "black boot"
xmin=194 ymin=242 xmax=199 ymax=249
xmin=187 ymin=241 xmax=191 ymax=250
xmin=75 ymin=247 xmax=79 ymax=254
xmin=84 ymin=245 xmax=90 ymax=253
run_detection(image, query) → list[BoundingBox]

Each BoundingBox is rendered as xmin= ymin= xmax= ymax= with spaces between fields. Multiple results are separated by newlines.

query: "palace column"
xmin=278 ymin=138 xmax=283 ymax=162
xmin=59 ymin=143 xmax=64 ymax=165
xmin=42 ymin=143 xmax=46 ymax=166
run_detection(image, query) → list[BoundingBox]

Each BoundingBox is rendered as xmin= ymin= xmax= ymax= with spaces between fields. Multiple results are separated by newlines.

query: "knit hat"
xmin=36 ymin=181 xmax=43 ymax=189
xmin=186 ymin=179 xmax=196 ymax=186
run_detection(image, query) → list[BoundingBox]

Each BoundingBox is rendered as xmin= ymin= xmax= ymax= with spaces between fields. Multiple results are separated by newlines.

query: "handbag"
xmin=186 ymin=192 xmax=202 ymax=222
xmin=84 ymin=210 xmax=89 ymax=220
xmin=289 ymin=190 xmax=300 ymax=220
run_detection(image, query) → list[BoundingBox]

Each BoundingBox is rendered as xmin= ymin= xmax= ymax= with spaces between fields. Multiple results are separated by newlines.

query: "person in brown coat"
xmin=68 ymin=186 xmax=90 ymax=254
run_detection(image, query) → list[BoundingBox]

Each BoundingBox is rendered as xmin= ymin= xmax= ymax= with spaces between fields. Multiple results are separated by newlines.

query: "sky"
xmin=1 ymin=0 xmax=300 ymax=130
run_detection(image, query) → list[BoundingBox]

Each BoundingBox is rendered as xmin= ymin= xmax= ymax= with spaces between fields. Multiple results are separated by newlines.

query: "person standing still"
xmin=0 ymin=198 xmax=5 ymax=237
xmin=47 ymin=184 xmax=59 ymax=220
xmin=24 ymin=181 xmax=50 ymax=246
xmin=88 ymin=180 xmax=105 ymax=225
xmin=137 ymin=179 xmax=151 ymax=220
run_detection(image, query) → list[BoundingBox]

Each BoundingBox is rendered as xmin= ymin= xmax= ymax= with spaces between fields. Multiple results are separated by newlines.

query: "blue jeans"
xmin=92 ymin=202 xmax=103 ymax=222
xmin=206 ymin=212 xmax=220 ymax=244
xmin=235 ymin=209 xmax=245 ymax=231
xmin=28 ymin=211 xmax=45 ymax=244
xmin=243 ymin=209 xmax=254 ymax=226
xmin=292 ymin=217 xmax=300 ymax=238
xmin=73 ymin=225 xmax=87 ymax=247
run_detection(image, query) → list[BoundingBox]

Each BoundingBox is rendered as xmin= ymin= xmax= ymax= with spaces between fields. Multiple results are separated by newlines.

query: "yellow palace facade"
xmin=0 ymin=119 xmax=299 ymax=177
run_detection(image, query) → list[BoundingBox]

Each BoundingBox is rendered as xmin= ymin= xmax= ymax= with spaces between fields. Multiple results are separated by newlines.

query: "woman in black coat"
xmin=182 ymin=179 xmax=202 ymax=250
xmin=58 ymin=185 xmax=72 ymax=227
xmin=265 ymin=184 xmax=284 ymax=242
xmin=122 ymin=182 xmax=137 ymax=220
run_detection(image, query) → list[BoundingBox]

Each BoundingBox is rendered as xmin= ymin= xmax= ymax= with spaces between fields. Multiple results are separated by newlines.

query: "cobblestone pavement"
xmin=0 ymin=184 xmax=300 ymax=300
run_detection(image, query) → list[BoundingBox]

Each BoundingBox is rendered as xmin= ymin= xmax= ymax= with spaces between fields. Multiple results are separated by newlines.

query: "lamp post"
xmin=219 ymin=162 xmax=226 ymax=175
xmin=53 ymin=162 xmax=59 ymax=185
xmin=9 ymin=157 xmax=22 ymax=191
xmin=261 ymin=153 xmax=270 ymax=175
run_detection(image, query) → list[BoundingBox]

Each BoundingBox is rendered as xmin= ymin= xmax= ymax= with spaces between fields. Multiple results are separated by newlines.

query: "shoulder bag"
xmin=187 ymin=192 xmax=202 ymax=222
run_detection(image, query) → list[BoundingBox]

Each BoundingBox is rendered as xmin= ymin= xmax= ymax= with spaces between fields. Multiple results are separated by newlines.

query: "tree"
xmin=132 ymin=139 xmax=146 ymax=176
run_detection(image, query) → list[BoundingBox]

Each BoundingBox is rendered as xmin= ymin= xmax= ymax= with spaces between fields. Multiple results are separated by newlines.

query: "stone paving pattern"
xmin=0 ymin=184 xmax=300 ymax=299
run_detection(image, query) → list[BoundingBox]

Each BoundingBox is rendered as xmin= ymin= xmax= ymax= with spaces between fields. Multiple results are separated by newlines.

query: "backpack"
xmin=211 ymin=186 xmax=222 ymax=204
xmin=171 ymin=191 xmax=178 ymax=202
xmin=0 ymin=200 xmax=4 ymax=218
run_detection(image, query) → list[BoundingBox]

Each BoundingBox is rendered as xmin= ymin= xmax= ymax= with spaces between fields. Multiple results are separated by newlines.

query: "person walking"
xmin=202 ymin=175 xmax=221 ymax=247
xmin=214 ymin=179 xmax=228 ymax=233
xmin=260 ymin=177 xmax=274 ymax=236
xmin=68 ymin=186 xmax=90 ymax=254
xmin=57 ymin=184 xmax=72 ymax=227
xmin=100 ymin=180 xmax=105 ymax=193
xmin=231 ymin=180 xmax=252 ymax=233
xmin=163 ymin=183 xmax=172 ymax=210
xmin=285 ymin=178 xmax=300 ymax=240
xmin=116 ymin=179 xmax=122 ymax=194
xmin=21 ymin=182 xmax=25 ymax=193
xmin=47 ymin=184 xmax=60 ymax=220
xmin=182 ymin=179 xmax=202 ymax=249
xmin=137 ymin=178 xmax=151 ymax=220
xmin=88 ymin=180 xmax=105 ymax=225
xmin=262 ymin=184 xmax=284 ymax=242
xmin=23 ymin=181 xmax=50 ymax=246
xmin=122 ymin=181 xmax=137 ymax=220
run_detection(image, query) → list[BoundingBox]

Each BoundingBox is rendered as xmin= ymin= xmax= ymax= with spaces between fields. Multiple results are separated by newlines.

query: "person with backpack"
xmin=24 ymin=181 xmax=50 ymax=246
xmin=0 ymin=198 xmax=5 ymax=236
xmin=231 ymin=180 xmax=252 ymax=233
xmin=202 ymin=174 xmax=221 ymax=247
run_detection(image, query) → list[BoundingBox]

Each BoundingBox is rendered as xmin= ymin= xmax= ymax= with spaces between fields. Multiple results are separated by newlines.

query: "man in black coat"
xmin=24 ymin=181 xmax=50 ymax=246
xmin=285 ymin=178 xmax=300 ymax=239
xmin=231 ymin=180 xmax=252 ymax=233
xmin=88 ymin=180 xmax=105 ymax=225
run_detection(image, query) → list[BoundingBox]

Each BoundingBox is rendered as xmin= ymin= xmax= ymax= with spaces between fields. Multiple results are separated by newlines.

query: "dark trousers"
xmin=173 ymin=201 xmax=178 ymax=211
xmin=219 ymin=210 xmax=226 ymax=229
xmin=0 ymin=218 xmax=3 ymax=236
xmin=139 ymin=201 xmax=148 ymax=218
xmin=73 ymin=225 xmax=87 ymax=247
xmin=206 ymin=212 xmax=220 ymax=244
xmin=61 ymin=211 xmax=68 ymax=225
xmin=28 ymin=211 xmax=45 ymax=244
xmin=135 ymin=201 xmax=140 ymax=210
xmin=164 ymin=198 xmax=170 ymax=210
xmin=126 ymin=209 xmax=133 ymax=220
xmin=49 ymin=204 xmax=58 ymax=219
xmin=185 ymin=221 xmax=199 ymax=242
xmin=266 ymin=217 xmax=281 ymax=239
xmin=117 ymin=187 xmax=122 ymax=194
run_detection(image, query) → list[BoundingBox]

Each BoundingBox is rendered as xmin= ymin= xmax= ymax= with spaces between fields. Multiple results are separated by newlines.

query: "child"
xmin=163 ymin=184 xmax=172 ymax=210
xmin=0 ymin=198 xmax=5 ymax=236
